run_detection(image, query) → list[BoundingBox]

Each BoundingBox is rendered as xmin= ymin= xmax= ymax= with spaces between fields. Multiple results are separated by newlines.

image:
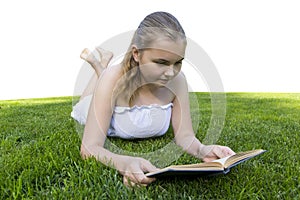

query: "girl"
xmin=71 ymin=11 xmax=235 ymax=186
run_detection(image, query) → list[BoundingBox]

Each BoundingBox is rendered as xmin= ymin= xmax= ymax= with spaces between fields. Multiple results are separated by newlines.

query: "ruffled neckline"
xmin=114 ymin=103 xmax=173 ymax=114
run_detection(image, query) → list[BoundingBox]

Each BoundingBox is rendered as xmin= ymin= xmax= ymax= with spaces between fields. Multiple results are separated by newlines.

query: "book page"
xmin=170 ymin=161 xmax=223 ymax=169
xmin=146 ymin=149 xmax=266 ymax=177
xmin=224 ymin=149 xmax=265 ymax=168
xmin=212 ymin=155 xmax=231 ymax=166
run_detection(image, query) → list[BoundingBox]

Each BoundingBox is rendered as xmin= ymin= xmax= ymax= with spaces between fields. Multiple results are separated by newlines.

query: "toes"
xmin=80 ymin=48 xmax=91 ymax=60
xmin=80 ymin=47 xmax=113 ymax=69
xmin=80 ymin=48 xmax=98 ymax=65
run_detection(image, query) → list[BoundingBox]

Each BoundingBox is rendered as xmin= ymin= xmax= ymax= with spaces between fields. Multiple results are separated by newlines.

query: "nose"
xmin=164 ymin=65 xmax=175 ymax=78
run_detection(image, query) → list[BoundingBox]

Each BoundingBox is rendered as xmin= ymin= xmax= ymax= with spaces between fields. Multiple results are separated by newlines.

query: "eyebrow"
xmin=152 ymin=57 xmax=184 ymax=64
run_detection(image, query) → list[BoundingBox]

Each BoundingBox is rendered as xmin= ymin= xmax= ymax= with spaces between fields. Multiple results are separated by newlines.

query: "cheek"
xmin=140 ymin=63 xmax=162 ymax=75
xmin=139 ymin=65 xmax=153 ymax=79
xmin=174 ymin=65 xmax=182 ymax=74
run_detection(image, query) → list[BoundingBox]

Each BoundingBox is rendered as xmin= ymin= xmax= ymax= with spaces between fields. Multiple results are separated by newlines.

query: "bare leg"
xmin=80 ymin=74 xmax=98 ymax=100
xmin=80 ymin=48 xmax=113 ymax=100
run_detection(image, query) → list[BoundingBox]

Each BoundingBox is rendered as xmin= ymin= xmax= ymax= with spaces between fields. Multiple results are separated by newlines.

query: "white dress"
xmin=71 ymin=95 xmax=172 ymax=139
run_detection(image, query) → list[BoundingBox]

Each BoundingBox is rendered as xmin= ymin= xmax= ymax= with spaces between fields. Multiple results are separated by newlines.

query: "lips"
xmin=159 ymin=79 xmax=169 ymax=84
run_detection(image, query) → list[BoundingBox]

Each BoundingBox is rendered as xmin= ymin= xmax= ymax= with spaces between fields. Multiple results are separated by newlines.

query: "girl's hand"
xmin=199 ymin=145 xmax=235 ymax=162
xmin=118 ymin=156 xmax=158 ymax=187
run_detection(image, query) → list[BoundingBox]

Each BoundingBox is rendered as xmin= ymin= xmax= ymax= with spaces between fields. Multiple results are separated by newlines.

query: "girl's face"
xmin=132 ymin=38 xmax=186 ymax=86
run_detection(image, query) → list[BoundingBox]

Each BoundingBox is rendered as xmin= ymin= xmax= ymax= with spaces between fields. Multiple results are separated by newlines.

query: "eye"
xmin=175 ymin=61 xmax=182 ymax=66
xmin=154 ymin=60 xmax=168 ymax=65
xmin=174 ymin=61 xmax=182 ymax=69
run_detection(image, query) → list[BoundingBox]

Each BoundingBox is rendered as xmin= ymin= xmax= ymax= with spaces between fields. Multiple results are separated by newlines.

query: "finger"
xmin=121 ymin=159 xmax=158 ymax=186
xmin=128 ymin=169 xmax=155 ymax=185
xmin=140 ymin=160 xmax=158 ymax=182
xmin=138 ymin=175 xmax=156 ymax=185
xmin=123 ymin=169 xmax=153 ymax=186
xmin=123 ymin=176 xmax=136 ymax=187
xmin=212 ymin=146 xmax=224 ymax=158
xmin=123 ymin=172 xmax=142 ymax=187
xmin=222 ymin=146 xmax=236 ymax=156
xmin=123 ymin=171 xmax=139 ymax=186
xmin=140 ymin=159 xmax=159 ymax=172
xmin=215 ymin=146 xmax=234 ymax=158
xmin=123 ymin=175 xmax=150 ymax=187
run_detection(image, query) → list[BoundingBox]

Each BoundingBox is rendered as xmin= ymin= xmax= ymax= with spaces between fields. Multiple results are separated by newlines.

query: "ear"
xmin=131 ymin=45 xmax=140 ymax=62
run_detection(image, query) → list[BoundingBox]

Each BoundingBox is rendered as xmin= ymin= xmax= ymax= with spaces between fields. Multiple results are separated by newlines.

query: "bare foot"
xmin=80 ymin=48 xmax=101 ymax=71
xmin=80 ymin=48 xmax=100 ymax=65
xmin=96 ymin=47 xmax=113 ymax=68
xmin=80 ymin=48 xmax=113 ymax=76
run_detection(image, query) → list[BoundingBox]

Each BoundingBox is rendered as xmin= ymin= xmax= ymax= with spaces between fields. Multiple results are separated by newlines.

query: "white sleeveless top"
xmin=71 ymin=95 xmax=172 ymax=139
xmin=108 ymin=103 xmax=172 ymax=139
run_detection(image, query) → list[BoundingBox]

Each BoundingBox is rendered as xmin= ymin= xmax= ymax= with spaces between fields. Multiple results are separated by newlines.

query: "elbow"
xmin=80 ymin=143 xmax=92 ymax=159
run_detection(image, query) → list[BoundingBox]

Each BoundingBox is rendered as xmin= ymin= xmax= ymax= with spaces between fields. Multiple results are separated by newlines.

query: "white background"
xmin=0 ymin=0 xmax=299 ymax=100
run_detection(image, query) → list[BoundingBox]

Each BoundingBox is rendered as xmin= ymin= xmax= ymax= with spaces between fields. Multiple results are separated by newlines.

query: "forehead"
xmin=145 ymin=38 xmax=186 ymax=58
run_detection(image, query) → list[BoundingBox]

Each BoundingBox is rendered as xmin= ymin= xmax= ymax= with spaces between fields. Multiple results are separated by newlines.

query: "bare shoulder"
xmin=97 ymin=64 xmax=123 ymax=87
xmin=102 ymin=64 xmax=122 ymax=80
xmin=93 ymin=64 xmax=123 ymax=99
xmin=92 ymin=64 xmax=123 ymax=108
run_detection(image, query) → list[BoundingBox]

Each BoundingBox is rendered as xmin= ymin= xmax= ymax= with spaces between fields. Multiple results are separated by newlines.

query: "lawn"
xmin=0 ymin=93 xmax=299 ymax=199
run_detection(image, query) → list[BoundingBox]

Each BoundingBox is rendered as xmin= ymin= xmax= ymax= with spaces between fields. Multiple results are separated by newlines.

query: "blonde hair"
xmin=114 ymin=12 xmax=186 ymax=105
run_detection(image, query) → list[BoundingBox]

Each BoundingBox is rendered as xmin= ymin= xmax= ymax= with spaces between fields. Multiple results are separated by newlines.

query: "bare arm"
xmin=80 ymin=66 xmax=157 ymax=186
xmin=170 ymin=72 xmax=202 ymax=155
xmin=171 ymin=72 xmax=235 ymax=161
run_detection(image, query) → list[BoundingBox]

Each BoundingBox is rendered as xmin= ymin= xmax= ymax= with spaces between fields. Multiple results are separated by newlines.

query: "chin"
xmin=157 ymin=84 xmax=165 ymax=87
xmin=157 ymin=82 xmax=169 ymax=87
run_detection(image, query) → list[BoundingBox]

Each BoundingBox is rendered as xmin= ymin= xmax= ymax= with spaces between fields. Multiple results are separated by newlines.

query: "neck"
xmin=139 ymin=83 xmax=163 ymax=93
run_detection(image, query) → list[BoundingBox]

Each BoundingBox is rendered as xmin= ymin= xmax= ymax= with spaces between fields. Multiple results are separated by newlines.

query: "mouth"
xmin=158 ymin=79 xmax=169 ymax=84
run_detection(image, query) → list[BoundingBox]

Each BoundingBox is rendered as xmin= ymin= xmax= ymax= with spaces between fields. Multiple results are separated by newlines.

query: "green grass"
xmin=0 ymin=93 xmax=299 ymax=199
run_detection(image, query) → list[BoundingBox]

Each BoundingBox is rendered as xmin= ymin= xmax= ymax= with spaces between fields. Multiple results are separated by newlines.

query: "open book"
xmin=146 ymin=149 xmax=266 ymax=178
